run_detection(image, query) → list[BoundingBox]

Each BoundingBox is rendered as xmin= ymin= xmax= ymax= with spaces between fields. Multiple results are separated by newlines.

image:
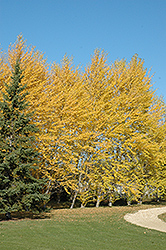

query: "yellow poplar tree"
xmin=37 ymin=57 xmax=95 ymax=208
xmin=80 ymin=51 xmax=166 ymax=206
xmin=102 ymin=55 xmax=166 ymax=204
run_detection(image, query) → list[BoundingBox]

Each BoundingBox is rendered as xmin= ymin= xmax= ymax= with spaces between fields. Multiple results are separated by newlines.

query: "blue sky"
xmin=0 ymin=0 xmax=166 ymax=102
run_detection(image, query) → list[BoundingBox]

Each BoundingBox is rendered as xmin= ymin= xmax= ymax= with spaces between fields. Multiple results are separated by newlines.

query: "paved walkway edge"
xmin=124 ymin=206 xmax=166 ymax=232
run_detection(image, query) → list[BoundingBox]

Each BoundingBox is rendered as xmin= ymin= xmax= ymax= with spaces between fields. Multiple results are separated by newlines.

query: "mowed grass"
xmin=159 ymin=212 xmax=166 ymax=223
xmin=0 ymin=205 xmax=166 ymax=250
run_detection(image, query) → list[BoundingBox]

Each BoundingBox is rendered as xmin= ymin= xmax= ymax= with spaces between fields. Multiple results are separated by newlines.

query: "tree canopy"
xmin=0 ymin=36 xmax=165 ymax=210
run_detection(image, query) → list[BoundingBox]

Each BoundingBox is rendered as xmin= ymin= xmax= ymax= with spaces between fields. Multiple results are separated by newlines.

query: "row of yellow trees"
xmin=1 ymin=36 xmax=166 ymax=208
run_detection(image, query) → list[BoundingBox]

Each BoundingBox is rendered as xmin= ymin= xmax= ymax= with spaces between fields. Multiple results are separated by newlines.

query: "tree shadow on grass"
xmin=142 ymin=199 xmax=166 ymax=206
xmin=0 ymin=210 xmax=51 ymax=222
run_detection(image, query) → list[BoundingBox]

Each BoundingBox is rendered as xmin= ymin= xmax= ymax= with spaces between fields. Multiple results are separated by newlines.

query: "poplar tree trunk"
xmin=108 ymin=200 xmax=113 ymax=207
xmin=45 ymin=180 xmax=52 ymax=195
xmin=127 ymin=201 xmax=131 ymax=206
xmin=108 ymin=192 xmax=114 ymax=207
xmin=70 ymin=191 xmax=78 ymax=209
xmin=96 ymin=196 xmax=100 ymax=207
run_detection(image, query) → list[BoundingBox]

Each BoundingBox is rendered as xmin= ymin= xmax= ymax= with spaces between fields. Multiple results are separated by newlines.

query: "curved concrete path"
xmin=124 ymin=206 xmax=166 ymax=233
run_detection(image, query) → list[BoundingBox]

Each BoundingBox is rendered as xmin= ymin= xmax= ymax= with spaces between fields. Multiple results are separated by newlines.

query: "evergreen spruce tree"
xmin=0 ymin=59 xmax=48 ymax=218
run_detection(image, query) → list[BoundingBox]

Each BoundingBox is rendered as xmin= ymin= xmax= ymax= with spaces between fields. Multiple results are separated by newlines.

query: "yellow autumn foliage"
xmin=0 ymin=37 xmax=166 ymax=207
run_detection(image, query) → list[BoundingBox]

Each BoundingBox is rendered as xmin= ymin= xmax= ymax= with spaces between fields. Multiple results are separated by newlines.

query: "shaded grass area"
xmin=0 ymin=211 xmax=50 ymax=221
xmin=158 ymin=212 xmax=166 ymax=223
xmin=0 ymin=205 xmax=166 ymax=250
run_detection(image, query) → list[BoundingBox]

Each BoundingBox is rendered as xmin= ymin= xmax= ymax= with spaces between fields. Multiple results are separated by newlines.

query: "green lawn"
xmin=0 ymin=205 xmax=166 ymax=250
xmin=159 ymin=212 xmax=166 ymax=223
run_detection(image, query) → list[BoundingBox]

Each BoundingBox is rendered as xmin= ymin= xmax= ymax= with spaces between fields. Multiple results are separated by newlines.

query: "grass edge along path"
xmin=124 ymin=206 xmax=166 ymax=232
xmin=158 ymin=212 xmax=166 ymax=223
xmin=0 ymin=205 xmax=166 ymax=250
